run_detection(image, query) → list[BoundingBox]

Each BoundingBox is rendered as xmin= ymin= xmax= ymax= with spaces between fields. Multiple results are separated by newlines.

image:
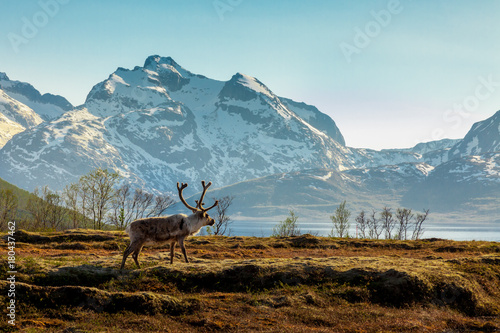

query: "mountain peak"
xmin=144 ymin=55 xmax=179 ymax=69
xmin=449 ymin=110 xmax=500 ymax=158
xmin=221 ymin=72 xmax=274 ymax=101
xmin=0 ymin=72 xmax=9 ymax=81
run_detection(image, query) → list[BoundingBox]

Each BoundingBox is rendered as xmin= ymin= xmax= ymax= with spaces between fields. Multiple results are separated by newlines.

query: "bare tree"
xmin=330 ymin=201 xmax=351 ymax=238
xmin=148 ymin=194 xmax=175 ymax=217
xmin=110 ymin=184 xmax=132 ymax=230
xmin=367 ymin=209 xmax=382 ymax=239
xmin=381 ymin=206 xmax=395 ymax=239
xmin=46 ymin=192 xmax=66 ymax=230
xmin=26 ymin=186 xmax=66 ymax=230
xmin=79 ymin=168 xmax=120 ymax=230
xmin=208 ymin=195 xmax=234 ymax=235
xmin=0 ymin=189 xmax=18 ymax=230
xmin=395 ymin=208 xmax=413 ymax=240
xmin=27 ymin=186 xmax=51 ymax=230
xmin=355 ymin=210 xmax=368 ymax=239
xmin=412 ymin=209 xmax=429 ymax=240
xmin=63 ymin=183 xmax=81 ymax=229
xmin=110 ymin=184 xmax=175 ymax=230
xmin=131 ymin=188 xmax=154 ymax=221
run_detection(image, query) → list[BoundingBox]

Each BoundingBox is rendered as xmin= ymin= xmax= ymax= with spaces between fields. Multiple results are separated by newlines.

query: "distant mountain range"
xmin=0 ymin=56 xmax=498 ymax=222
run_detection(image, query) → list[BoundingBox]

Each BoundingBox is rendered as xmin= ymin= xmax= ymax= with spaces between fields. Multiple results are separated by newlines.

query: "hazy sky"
xmin=1 ymin=0 xmax=499 ymax=149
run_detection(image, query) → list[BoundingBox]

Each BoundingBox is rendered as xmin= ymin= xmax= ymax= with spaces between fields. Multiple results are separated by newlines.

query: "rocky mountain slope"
xmin=448 ymin=111 xmax=500 ymax=159
xmin=0 ymin=56 xmax=351 ymax=195
xmin=402 ymin=152 xmax=500 ymax=214
xmin=202 ymin=163 xmax=434 ymax=218
xmin=0 ymin=88 xmax=43 ymax=147
xmin=0 ymin=72 xmax=73 ymax=121
xmin=0 ymin=57 xmax=498 ymax=221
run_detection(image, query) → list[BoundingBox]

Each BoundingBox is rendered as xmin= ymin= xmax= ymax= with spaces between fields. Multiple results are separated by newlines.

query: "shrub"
xmin=272 ymin=210 xmax=300 ymax=237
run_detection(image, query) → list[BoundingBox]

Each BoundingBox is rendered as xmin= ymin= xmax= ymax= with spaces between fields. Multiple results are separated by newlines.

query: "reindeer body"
xmin=120 ymin=182 xmax=218 ymax=270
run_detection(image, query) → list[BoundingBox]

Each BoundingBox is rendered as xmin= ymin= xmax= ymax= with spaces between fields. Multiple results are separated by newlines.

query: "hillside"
xmin=402 ymin=152 xmax=500 ymax=216
xmin=203 ymin=164 xmax=432 ymax=218
xmin=2 ymin=229 xmax=499 ymax=332
xmin=0 ymin=176 xmax=33 ymax=214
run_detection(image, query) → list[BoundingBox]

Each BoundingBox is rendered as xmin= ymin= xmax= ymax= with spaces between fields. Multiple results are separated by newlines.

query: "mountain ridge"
xmin=0 ymin=72 xmax=73 ymax=121
xmin=0 ymin=56 xmax=348 ymax=195
xmin=0 ymin=56 xmax=498 ymax=222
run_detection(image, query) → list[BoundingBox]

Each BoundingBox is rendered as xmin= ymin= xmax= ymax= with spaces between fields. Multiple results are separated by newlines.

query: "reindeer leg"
xmin=170 ymin=240 xmax=176 ymax=264
xmin=120 ymin=243 xmax=135 ymax=270
xmin=132 ymin=243 xmax=144 ymax=269
xmin=178 ymin=237 xmax=189 ymax=263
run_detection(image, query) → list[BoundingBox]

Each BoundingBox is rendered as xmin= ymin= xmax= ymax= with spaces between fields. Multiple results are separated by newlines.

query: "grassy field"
xmin=1 ymin=229 xmax=500 ymax=332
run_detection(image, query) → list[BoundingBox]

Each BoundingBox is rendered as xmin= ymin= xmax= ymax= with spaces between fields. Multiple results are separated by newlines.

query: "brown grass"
xmin=1 ymin=230 xmax=499 ymax=332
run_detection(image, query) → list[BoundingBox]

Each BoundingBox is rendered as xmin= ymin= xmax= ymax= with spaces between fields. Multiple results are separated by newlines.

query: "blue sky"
xmin=1 ymin=0 xmax=499 ymax=149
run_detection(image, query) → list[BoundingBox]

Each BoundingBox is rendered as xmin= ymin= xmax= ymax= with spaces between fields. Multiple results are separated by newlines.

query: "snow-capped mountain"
xmin=0 ymin=88 xmax=43 ymax=147
xmin=347 ymin=138 xmax=462 ymax=168
xmin=0 ymin=109 xmax=133 ymax=190
xmin=0 ymin=56 xmax=349 ymax=194
xmin=448 ymin=111 xmax=500 ymax=159
xmin=400 ymin=111 xmax=500 ymax=216
xmin=200 ymin=162 xmax=434 ymax=218
xmin=409 ymin=139 xmax=460 ymax=155
xmin=402 ymin=152 xmax=500 ymax=214
xmin=0 ymin=72 xmax=73 ymax=121
xmin=0 ymin=57 xmax=498 ymax=222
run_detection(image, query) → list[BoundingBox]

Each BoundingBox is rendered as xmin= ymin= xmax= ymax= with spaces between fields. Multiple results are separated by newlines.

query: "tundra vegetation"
xmin=0 ymin=229 xmax=499 ymax=332
xmin=1 ymin=168 xmax=498 ymax=331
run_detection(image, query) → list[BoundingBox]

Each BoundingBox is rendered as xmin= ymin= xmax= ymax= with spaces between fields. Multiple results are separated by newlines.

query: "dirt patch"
xmin=51 ymin=242 xmax=90 ymax=250
xmin=13 ymin=229 xmax=120 ymax=244
xmin=2 ymin=281 xmax=193 ymax=315
xmin=34 ymin=264 xmax=119 ymax=287
xmin=287 ymin=234 xmax=322 ymax=248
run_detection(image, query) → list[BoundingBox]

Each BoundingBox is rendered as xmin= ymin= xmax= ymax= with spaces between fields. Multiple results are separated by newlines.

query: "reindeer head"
xmin=177 ymin=181 xmax=218 ymax=226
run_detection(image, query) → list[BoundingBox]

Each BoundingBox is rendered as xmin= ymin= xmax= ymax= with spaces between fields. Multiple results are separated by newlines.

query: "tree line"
xmin=2 ymin=168 xmax=428 ymax=240
xmin=0 ymin=168 xmax=235 ymax=234
xmin=272 ymin=202 xmax=429 ymax=240
xmin=331 ymin=201 xmax=429 ymax=240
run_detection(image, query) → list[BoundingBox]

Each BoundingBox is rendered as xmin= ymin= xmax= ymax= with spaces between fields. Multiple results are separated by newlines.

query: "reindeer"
xmin=120 ymin=181 xmax=218 ymax=270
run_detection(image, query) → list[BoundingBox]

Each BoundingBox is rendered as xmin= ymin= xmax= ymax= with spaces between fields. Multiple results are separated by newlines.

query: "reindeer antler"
xmin=200 ymin=200 xmax=219 ymax=212
xmin=177 ymin=182 xmax=198 ymax=213
xmin=197 ymin=180 xmax=219 ymax=212
xmin=195 ymin=181 xmax=211 ymax=209
xmin=177 ymin=181 xmax=219 ymax=213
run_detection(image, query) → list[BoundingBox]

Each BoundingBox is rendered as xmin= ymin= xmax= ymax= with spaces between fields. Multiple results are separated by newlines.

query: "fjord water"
xmin=229 ymin=220 xmax=500 ymax=242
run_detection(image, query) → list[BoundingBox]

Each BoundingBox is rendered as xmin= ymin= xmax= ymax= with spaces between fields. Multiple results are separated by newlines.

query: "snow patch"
xmin=236 ymin=73 xmax=274 ymax=99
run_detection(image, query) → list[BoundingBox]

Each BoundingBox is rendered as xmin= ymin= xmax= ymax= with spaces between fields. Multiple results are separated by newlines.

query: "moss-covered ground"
xmin=1 ymin=230 xmax=499 ymax=332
